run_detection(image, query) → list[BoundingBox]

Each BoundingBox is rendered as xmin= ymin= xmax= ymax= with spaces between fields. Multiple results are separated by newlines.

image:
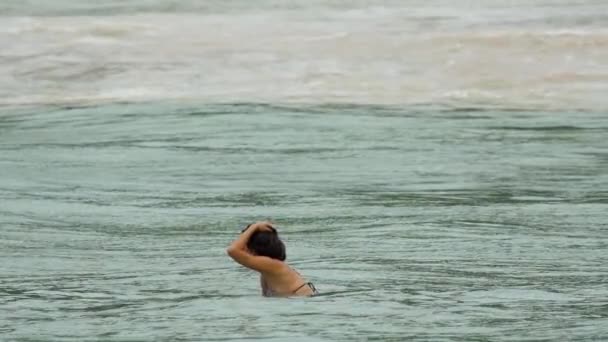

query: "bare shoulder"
xmin=261 ymin=259 xmax=292 ymax=275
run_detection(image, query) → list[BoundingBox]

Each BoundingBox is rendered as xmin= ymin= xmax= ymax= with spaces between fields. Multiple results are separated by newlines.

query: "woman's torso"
xmin=261 ymin=265 xmax=315 ymax=297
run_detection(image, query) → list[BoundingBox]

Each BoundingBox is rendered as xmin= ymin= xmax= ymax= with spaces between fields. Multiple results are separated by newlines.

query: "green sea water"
xmin=1 ymin=103 xmax=607 ymax=341
xmin=2 ymin=0 xmax=608 ymax=340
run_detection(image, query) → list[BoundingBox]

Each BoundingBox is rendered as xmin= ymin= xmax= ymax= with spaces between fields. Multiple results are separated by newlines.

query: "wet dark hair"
xmin=243 ymin=225 xmax=286 ymax=261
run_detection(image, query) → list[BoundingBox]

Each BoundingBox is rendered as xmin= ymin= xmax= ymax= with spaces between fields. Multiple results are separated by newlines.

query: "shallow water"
xmin=1 ymin=103 xmax=607 ymax=341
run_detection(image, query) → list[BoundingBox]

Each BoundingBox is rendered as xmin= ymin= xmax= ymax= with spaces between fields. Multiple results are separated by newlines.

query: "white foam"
xmin=1 ymin=2 xmax=607 ymax=110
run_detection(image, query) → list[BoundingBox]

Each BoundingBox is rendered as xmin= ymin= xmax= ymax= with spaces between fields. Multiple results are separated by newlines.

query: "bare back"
xmin=260 ymin=262 xmax=314 ymax=297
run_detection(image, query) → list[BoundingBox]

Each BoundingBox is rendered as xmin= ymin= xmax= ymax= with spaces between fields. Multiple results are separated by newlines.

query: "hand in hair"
xmin=228 ymin=221 xmax=282 ymax=273
xmin=242 ymin=221 xmax=275 ymax=233
xmin=227 ymin=221 xmax=316 ymax=297
xmin=255 ymin=221 xmax=275 ymax=232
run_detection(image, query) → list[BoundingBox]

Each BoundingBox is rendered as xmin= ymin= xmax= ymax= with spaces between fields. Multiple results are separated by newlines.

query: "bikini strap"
xmin=292 ymin=282 xmax=318 ymax=295
xmin=292 ymin=283 xmax=309 ymax=294
xmin=307 ymin=282 xmax=317 ymax=294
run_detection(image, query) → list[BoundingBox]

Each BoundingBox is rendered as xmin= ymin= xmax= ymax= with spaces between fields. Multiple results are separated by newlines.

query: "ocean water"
xmin=1 ymin=1 xmax=608 ymax=342
xmin=2 ymin=0 xmax=608 ymax=109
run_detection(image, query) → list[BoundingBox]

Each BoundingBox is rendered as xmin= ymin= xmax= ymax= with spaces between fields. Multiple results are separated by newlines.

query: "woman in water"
xmin=227 ymin=221 xmax=317 ymax=297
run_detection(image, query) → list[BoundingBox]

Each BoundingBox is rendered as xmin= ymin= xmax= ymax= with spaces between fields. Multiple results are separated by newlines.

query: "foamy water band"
xmin=2 ymin=7 xmax=607 ymax=110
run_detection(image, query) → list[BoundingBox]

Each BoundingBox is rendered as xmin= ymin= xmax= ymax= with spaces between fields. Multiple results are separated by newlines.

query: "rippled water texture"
xmin=2 ymin=0 xmax=608 ymax=341
xmin=1 ymin=103 xmax=607 ymax=341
